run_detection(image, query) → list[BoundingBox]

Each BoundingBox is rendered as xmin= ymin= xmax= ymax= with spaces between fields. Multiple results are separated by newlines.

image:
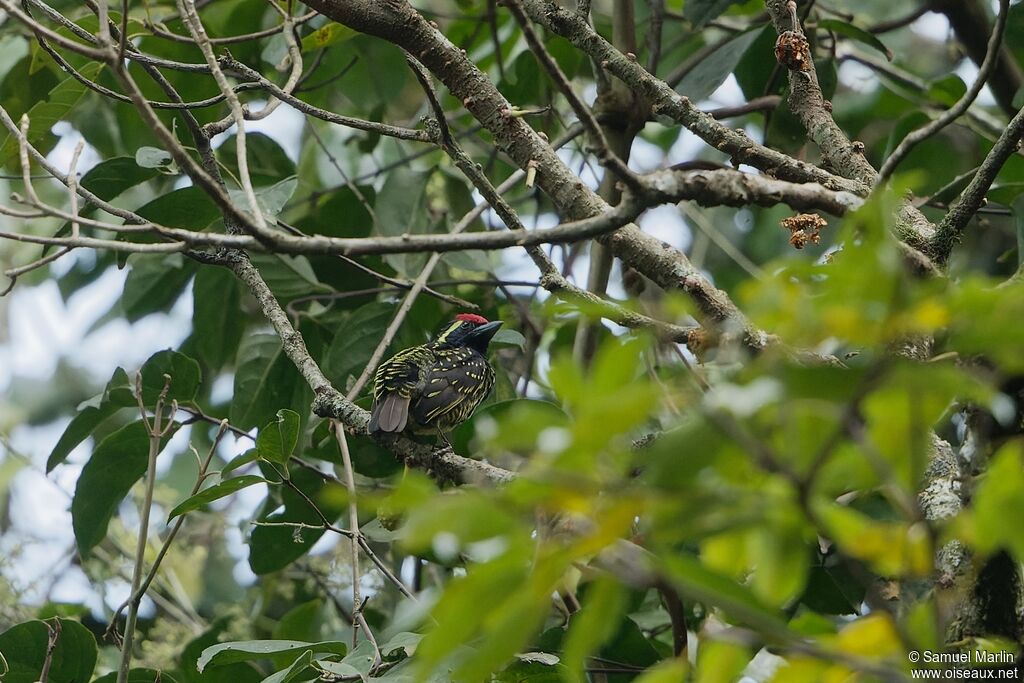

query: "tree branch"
xmin=931 ymin=103 xmax=1024 ymax=263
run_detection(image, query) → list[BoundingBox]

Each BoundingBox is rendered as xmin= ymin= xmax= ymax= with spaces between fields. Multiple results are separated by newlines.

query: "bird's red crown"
xmin=455 ymin=313 xmax=489 ymax=324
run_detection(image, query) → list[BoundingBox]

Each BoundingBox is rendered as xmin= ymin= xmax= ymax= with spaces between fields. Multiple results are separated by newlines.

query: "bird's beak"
xmin=468 ymin=320 xmax=503 ymax=345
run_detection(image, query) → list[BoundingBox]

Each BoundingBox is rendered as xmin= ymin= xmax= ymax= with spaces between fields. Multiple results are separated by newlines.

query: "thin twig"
xmin=117 ymin=373 xmax=175 ymax=683
xmin=333 ymin=425 xmax=362 ymax=651
xmin=106 ymin=421 xmax=231 ymax=639
xmin=39 ymin=619 xmax=61 ymax=683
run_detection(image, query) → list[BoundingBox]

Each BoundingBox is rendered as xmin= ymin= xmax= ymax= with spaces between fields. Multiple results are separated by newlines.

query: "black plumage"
xmin=369 ymin=314 xmax=502 ymax=435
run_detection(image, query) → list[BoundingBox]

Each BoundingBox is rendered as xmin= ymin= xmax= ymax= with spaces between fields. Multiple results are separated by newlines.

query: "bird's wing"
xmin=373 ymin=346 xmax=431 ymax=399
xmin=411 ymin=351 xmax=494 ymax=426
xmin=411 ymin=371 xmax=469 ymax=425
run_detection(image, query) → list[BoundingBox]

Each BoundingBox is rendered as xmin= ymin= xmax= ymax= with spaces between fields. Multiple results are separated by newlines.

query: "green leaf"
xmin=315 ymin=660 xmax=365 ymax=679
xmin=272 ymin=600 xmax=323 ymax=642
xmin=799 ymin=555 xmax=865 ymax=615
xmin=121 ymin=253 xmax=195 ymax=322
xmin=303 ymin=184 xmax=375 ymax=239
xmin=694 ymin=640 xmax=751 ymax=683
xmin=0 ymin=619 xmax=97 ymax=683
xmin=92 ymin=669 xmax=181 ymax=683
xmin=927 ymin=74 xmax=967 ymax=107
xmin=134 ymin=185 xmax=221 ymax=231
xmin=193 ymin=267 xmax=244 ymax=369
xmin=334 ymin=640 xmax=380 ymax=680
xmin=815 ymin=503 xmax=932 ymax=578
xmin=248 ymin=253 xmax=323 ymax=301
xmin=181 ymin=623 xmax=264 ymax=683
xmin=380 ymin=632 xmax=423 ymax=660
xmin=256 ymin=409 xmax=301 ymax=465
xmin=227 ymin=177 xmax=298 ymax=222
xmin=683 ymin=0 xmax=746 ymax=28
xmin=818 ymin=19 xmax=893 ymax=61
xmin=562 ymin=579 xmax=628 ymax=683
xmin=80 ymin=155 xmax=160 ymax=201
xmin=300 ymin=23 xmax=357 ymax=52
xmin=324 ymin=301 xmax=395 ymax=392
xmin=490 ymin=328 xmax=526 ymax=349
xmin=0 ymin=62 xmax=103 ymax=165
xmin=231 ymin=334 xmax=311 ymax=432
xmin=198 ymin=640 xmax=347 ymax=672
xmin=168 ymin=475 xmax=267 ymax=521
xmin=664 ymin=554 xmax=790 ymax=634
xmin=140 ymin=349 xmax=202 ymax=404
xmin=1015 ymin=196 xmax=1024 ymax=270
xmin=222 ymin=449 xmax=259 ymax=476
xmin=218 ymin=133 xmax=295 ymax=184
xmin=261 ymin=650 xmax=315 ymax=683
xmin=676 ymin=29 xmax=762 ymax=102
xmin=71 ymin=420 xmax=178 ymax=554
xmin=374 ymin=168 xmax=431 ymax=277
xmin=135 ymin=145 xmax=175 ymax=171
xmin=47 ymin=367 xmax=134 ymax=472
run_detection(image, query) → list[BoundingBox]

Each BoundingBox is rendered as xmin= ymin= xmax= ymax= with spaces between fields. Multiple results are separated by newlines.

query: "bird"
xmin=368 ymin=313 xmax=503 ymax=441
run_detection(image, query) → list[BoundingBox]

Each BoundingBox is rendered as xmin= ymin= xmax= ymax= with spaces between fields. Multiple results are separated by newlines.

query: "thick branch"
xmin=301 ymin=0 xmax=768 ymax=344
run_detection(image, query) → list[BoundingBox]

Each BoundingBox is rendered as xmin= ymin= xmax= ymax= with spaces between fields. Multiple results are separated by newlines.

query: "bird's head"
xmin=435 ymin=313 xmax=503 ymax=352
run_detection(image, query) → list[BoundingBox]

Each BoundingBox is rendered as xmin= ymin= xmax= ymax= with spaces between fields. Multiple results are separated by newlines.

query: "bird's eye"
xmin=461 ymin=322 xmax=471 ymax=329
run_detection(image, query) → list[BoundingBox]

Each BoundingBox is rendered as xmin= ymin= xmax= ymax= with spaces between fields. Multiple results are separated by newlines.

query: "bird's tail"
xmin=368 ymin=393 xmax=411 ymax=433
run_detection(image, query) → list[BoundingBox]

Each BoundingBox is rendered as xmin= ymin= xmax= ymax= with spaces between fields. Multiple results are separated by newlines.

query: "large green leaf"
xmin=81 ymin=155 xmax=161 ymax=201
xmin=198 ymin=640 xmax=346 ymax=672
xmin=817 ymin=19 xmax=892 ymax=61
xmin=134 ymin=185 xmax=222 ymax=230
xmin=248 ymin=253 xmax=323 ymax=301
xmin=71 ymin=419 xmax=178 ymax=554
xmin=192 ymin=267 xmax=244 ymax=369
xmin=231 ymin=334 xmax=311 ymax=431
xmin=180 ymin=623 xmax=264 ymax=683
xmin=0 ymin=62 xmax=103 ymax=165
xmin=92 ymin=669 xmax=181 ymax=683
xmin=227 ymin=177 xmax=298 ymax=222
xmin=562 ymin=579 xmax=628 ymax=683
xmin=47 ymin=367 xmax=134 ymax=472
xmin=140 ymin=349 xmax=202 ymax=405
xmin=663 ymin=554 xmax=790 ymax=634
xmin=167 ymin=475 xmax=267 ymax=521
xmin=256 ymin=409 xmax=301 ymax=465
xmin=0 ymin=619 xmax=97 ymax=683
xmin=218 ymin=133 xmax=296 ymax=184
xmin=969 ymin=441 xmax=1024 ymax=561
xmin=684 ymin=0 xmax=747 ymax=28
xmin=324 ymin=301 xmax=396 ymax=393
xmin=300 ymin=23 xmax=357 ymax=52
xmin=676 ymin=28 xmax=762 ymax=103
xmin=374 ymin=167 xmax=431 ymax=276
xmin=121 ymin=253 xmax=196 ymax=322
